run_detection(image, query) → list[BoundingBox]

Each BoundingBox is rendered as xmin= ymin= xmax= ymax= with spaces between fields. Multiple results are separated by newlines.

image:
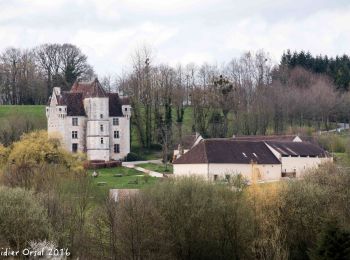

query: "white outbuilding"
xmin=173 ymin=137 xmax=332 ymax=181
xmin=173 ymin=139 xmax=282 ymax=181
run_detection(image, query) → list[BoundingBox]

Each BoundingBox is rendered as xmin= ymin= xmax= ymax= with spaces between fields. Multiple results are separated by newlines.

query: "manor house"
xmin=46 ymin=78 xmax=131 ymax=161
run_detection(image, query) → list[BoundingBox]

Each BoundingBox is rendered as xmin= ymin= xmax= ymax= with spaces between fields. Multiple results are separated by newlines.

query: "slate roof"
xmin=108 ymin=93 xmax=124 ymax=117
xmin=61 ymin=92 xmax=86 ymax=116
xmin=173 ymin=139 xmax=281 ymax=165
xmin=265 ymin=141 xmax=329 ymax=157
xmin=53 ymin=78 xmax=130 ymax=117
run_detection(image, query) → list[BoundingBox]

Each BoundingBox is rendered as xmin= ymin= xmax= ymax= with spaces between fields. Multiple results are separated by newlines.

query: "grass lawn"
xmin=334 ymin=152 xmax=350 ymax=167
xmin=136 ymin=162 xmax=173 ymax=173
xmin=0 ymin=105 xmax=46 ymax=119
xmin=89 ymin=166 xmax=159 ymax=190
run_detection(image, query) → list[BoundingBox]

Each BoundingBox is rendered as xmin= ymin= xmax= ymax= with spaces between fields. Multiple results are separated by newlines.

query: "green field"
xmin=137 ymin=162 xmax=173 ymax=173
xmin=89 ymin=166 xmax=159 ymax=190
xmin=0 ymin=105 xmax=46 ymax=120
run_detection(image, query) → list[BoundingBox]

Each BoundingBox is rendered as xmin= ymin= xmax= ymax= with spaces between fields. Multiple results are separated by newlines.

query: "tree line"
xmin=2 ymin=44 xmax=350 ymax=155
xmin=281 ymin=50 xmax=350 ymax=91
xmin=119 ymin=48 xmax=350 ymax=158
xmin=0 ymin=44 xmax=93 ymax=105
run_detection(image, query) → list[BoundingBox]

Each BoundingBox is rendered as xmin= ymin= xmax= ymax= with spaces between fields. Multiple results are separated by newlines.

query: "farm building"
xmin=173 ymin=138 xmax=332 ymax=181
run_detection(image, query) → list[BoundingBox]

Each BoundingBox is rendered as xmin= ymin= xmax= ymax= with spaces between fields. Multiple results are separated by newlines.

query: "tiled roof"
xmin=265 ymin=141 xmax=329 ymax=157
xmin=58 ymin=92 xmax=86 ymax=116
xmin=173 ymin=139 xmax=281 ymax=165
xmin=52 ymin=78 xmax=131 ymax=117
xmin=71 ymin=78 xmax=107 ymax=98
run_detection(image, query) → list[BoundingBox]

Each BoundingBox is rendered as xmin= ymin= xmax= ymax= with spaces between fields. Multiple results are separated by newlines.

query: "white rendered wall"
xmin=208 ymin=163 xmax=281 ymax=181
xmin=281 ymin=156 xmax=333 ymax=177
xmin=173 ymin=164 xmax=209 ymax=178
xmin=85 ymin=97 xmax=110 ymax=161
xmin=266 ymin=145 xmax=333 ymax=177
xmin=109 ymin=116 xmax=130 ymax=160
xmin=63 ymin=116 xmax=86 ymax=153
xmin=174 ymin=163 xmax=281 ymax=181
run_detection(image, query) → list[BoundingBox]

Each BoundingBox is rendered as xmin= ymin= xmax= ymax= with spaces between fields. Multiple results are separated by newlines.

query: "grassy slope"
xmin=88 ymin=166 xmax=159 ymax=190
xmin=0 ymin=105 xmax=46 ymax=119
xmin=136 ymin=162 xmax=173 ymax=173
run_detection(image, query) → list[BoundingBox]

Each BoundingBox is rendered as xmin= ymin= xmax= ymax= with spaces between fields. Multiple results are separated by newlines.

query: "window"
xmin=113 ymin=118 xmax=119 ymax=125
xmin=124 ymin=107 xmax=127 ymax=111
xmin=114 ymin=144 xmax=120 ymax=153
xmin=100 ymin=124 xmax=104 ymax=132
xmin=213 ymin=175 xmax=218 ymax=181
xmin=72 ymin=118 xmax=78 ymax=126
xmin=100 ymin=138 xmax=104 ymax=144
xmin=72 ymin=131 xmax=78 ymax=139
xmin=100 ymin=114 xmax=103 ymax=119
xmin=59 ymin=108 xmax=62 ymax=112
xmin=114 ymin=131 xmax=119 ymax=138
xmin=72 ymin=143 xmax=78 ymax=153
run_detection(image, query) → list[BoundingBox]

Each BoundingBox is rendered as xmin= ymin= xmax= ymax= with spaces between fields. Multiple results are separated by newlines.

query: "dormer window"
xmin=59 ymin=108 xmax=62 ymax=112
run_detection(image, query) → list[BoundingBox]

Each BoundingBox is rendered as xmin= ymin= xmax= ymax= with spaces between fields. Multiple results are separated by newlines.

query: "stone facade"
xmin=46 ymin=79 xmax=131 ymax=161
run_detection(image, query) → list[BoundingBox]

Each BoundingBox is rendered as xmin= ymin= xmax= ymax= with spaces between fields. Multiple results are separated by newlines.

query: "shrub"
xmin=126 ymin=152 xmax=143 ymax=161
xmin=1 ymin=131 xmax=85 ymax=189
xmin=316 ymin=134 xmax=346 ymax=153
xmin=0 ymin=144 xmax=9 ymax=167
xmin=0 ymin=186 xmax=52 ymax=249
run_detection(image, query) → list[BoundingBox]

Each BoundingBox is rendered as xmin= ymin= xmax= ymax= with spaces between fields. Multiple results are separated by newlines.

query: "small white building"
xmin=46 ymin=78 xmax=131 ymax=161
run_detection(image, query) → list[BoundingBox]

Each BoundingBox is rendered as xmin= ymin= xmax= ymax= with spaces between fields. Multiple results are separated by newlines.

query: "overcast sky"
xmin=1 ymin=0 xmax=350 ymax=75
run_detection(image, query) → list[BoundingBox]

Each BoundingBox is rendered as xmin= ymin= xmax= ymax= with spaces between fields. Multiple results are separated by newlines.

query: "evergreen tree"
xmin=308 ymin=222 xmax=350 ymax=260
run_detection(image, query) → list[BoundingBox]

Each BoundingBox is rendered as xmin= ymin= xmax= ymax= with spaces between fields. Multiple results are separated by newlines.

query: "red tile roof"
xmin=71 ymin=78 xmax=106 ymax=98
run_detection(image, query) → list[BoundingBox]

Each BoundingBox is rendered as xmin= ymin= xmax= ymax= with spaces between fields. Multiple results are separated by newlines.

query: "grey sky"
xmin=0 ymin=0 xmax=349 ymax=75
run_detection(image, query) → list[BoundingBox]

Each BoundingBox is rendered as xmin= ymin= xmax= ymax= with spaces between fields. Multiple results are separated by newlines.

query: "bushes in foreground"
xmin=0 ymin=186 xmax=52 ymax=249
xmin=92 ymin=166 xmax=350 ymax=260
